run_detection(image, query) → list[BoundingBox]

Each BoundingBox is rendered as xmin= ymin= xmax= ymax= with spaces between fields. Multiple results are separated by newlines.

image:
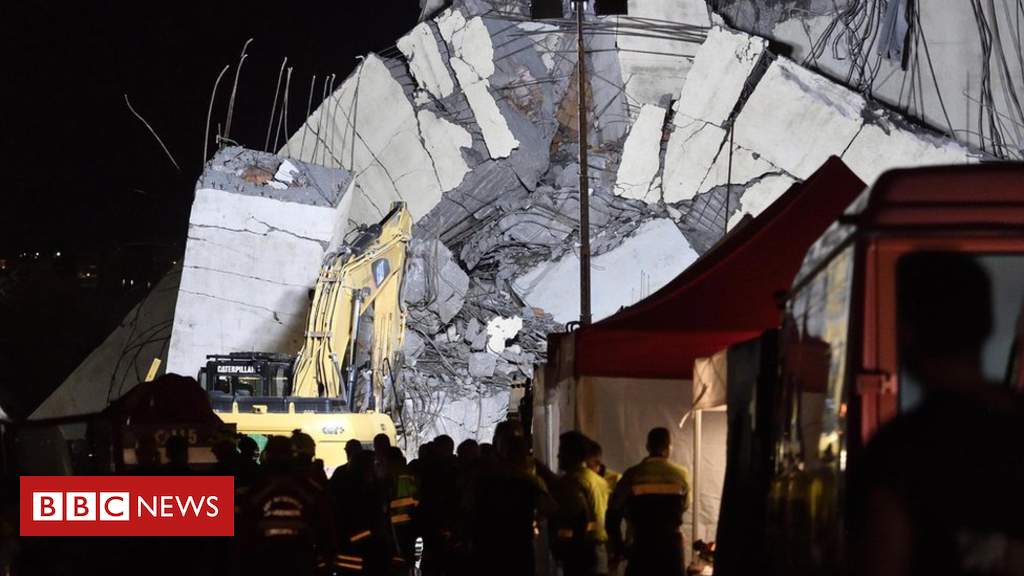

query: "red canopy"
xmin=551 ymin=156 xmax=866 ymax=380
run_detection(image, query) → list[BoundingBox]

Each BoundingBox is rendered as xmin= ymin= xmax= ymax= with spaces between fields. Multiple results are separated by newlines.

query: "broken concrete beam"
xmin=438 ymin=10 xmax=519 ymax=159
xmin=614 ymin=104 xmax=668 ymax=202
xmin=512 ymin=218 xmax=699 ymax=324
xmin=397 ymin=22 xmax=456 ymax=100
xmin=733 ymin=57 xmax=977 ymax=182
xmin=841 ymin=108 xmax=976 ymax=185
xmin=675 ymin=26 xmax=768 ymax=127
xmin=732 ymin=58 xmax=866 ymax=179
xmin=285 ymin=54 xmax=468 ymax=224
xmin=166 ymin=148 xmax=352 ymax=378
xmin=615 ymin=0 xmax=710 ymax=106
xmin=725 ymin=173 xmax=797 ymax=231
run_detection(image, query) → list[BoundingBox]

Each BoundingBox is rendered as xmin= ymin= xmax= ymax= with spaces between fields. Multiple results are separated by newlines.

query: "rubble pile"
xmin=39 ymin=0 xmax=986 ymax=447
xmin=277 ymin=0 xmax=979 ymax=445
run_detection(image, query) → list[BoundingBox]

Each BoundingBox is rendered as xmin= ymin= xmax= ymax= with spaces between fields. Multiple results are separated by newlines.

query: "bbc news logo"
xmin=21 ymin=476 xmax=233 ymax=536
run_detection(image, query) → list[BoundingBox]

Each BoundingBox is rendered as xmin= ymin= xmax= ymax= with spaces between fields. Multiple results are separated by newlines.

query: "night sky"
xmin=0 ymin=1 xmax=422 ymax=416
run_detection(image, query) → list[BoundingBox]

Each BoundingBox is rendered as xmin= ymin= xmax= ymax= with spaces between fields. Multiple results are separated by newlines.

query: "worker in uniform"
xmin=236 ymin=435 xmax=336 ymax=576
xmin=384 ymin=446 xmax=420 ymax=575
xmin=552 ymin=431 xmax=609 ymax=576
xmin=606 ymin=427 xmax=690 ymax=576
xmin=587 ymin=440 xmax=621 ymax=493
xmin=468 ymin=434 xmax=554 ymax=576
xmin=331 ymin=450 xmax=381 ymax=575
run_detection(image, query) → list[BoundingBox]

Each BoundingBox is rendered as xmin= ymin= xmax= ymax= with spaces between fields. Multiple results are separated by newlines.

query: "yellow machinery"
xmin=199 ymin=202 xmax=412 ymax=472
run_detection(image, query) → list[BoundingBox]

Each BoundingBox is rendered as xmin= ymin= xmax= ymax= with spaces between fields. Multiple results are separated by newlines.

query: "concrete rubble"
xmin=714 ymin=0 xmax=1024 ymax=162
xmin=165 ymin=148 xmax=355 ymax=378
xmin=40 ymin=1 xmax=992 ymax=448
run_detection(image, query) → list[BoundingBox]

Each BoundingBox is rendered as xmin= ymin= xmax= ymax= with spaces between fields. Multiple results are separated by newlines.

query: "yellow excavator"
xmin=198 ymin=202 xmax=412 ymax=472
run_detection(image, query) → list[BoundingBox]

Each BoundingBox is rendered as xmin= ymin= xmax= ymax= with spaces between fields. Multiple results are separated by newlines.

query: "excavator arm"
xmin=291 ymin=202 xmax=412 ymax=410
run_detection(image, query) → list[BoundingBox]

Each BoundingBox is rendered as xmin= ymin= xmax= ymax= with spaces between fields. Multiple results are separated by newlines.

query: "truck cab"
xmin=721 ymin=164 xmax=1024 ymax=576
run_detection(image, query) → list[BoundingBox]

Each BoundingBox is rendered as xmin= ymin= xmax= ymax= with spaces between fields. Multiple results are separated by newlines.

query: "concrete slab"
xmin=614 ymin=104 xmax=667 ymax=202
xmin=397 ymin=22 xmax=455 ymax=100
xmin=416 ymin=109 xmax=472 ymax=192
xmin=732 ymin=58 xmax=865 ymax=179
xmin=616 ymin=0 xmax=710 ymax=106
xmin=725 ymin=173 xmax=797 ymax=231
xmin=842 ymin=112 xmax=975 ymax=185
xmin=662 ymin=119 xmax=727 ymax=203
xmin=284 ymin=55 xmax=449 ymax=223
xmin=512 ymin=218 xmax=699 ymax=324
xmin=166 ymin=149 xmax=351 ymax=378
xmin=676 ymin=26 xmax=767 ymax=127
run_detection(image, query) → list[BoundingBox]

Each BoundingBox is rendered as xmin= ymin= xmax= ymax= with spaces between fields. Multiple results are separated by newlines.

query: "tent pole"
xmin=692 ymin=408 xmax=702 ymax=566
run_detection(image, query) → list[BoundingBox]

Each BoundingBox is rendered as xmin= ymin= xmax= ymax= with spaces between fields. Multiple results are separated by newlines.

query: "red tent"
xmin=548 ymin=156 xmax=867 ymax=381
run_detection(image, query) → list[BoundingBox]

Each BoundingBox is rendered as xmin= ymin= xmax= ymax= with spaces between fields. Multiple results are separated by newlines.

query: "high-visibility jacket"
xmin=606 ymin=456 xmax=690 ymax=548
xmin=553 ymin=464 xmax=609 ymax=548
xmin=600 ymin=466 xmax=622 ymax=494
xmin=388 ymin=470 xmax=420 ymax=528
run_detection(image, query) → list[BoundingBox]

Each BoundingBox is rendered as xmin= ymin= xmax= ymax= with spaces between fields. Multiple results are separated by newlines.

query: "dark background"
xmin=0 ymin=1 xmax=422 ymax=417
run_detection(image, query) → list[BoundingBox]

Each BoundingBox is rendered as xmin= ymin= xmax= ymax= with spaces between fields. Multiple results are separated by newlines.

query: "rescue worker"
xmin=418 ymin=437 xmax=459 ymax=576
xmin=587 ymin=440 xmax=621 ymax=493
xmin=236 ymin=435 xmax=336 ymax=576
xmin=469 ymin=434 xmax=554 ymax=576
xmin=332 ymin=450 xmax=382 ymax=576
xmin=384 ymin=446 xmax=420 ymax=575
xmin=236 ymin=435 xmax=262 ymax=487
xmin=552 ymin=431 xmax=609 ymax=576
xmin=162 ymin=434 xmax=193 ymax=475
xmin=606 ymin=427 xmax=690 ymax=576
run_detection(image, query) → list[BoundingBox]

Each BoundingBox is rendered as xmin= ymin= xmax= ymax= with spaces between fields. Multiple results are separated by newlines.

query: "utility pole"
xmin=530 ymin=0 xmax=626 ymax=326
xmin=575 ymin=0 xmax=592 ymax=327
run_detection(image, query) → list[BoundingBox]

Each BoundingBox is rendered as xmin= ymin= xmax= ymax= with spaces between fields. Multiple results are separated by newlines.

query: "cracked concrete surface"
xmin=166 ymin=148 xmax=353 ymax=378
xmin=614 ymin=104 xmax=668 ymax=202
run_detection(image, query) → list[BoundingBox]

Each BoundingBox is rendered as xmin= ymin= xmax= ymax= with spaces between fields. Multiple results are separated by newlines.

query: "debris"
xmin=486 ymin=316 xmax=523 ymax=354
xmin=468 ymin=352 xmax=498 ymax=378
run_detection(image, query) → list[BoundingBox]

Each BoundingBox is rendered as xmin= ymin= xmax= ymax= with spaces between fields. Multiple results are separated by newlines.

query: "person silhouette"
xmin=852 ymin=252 xmax=1024 ymax=576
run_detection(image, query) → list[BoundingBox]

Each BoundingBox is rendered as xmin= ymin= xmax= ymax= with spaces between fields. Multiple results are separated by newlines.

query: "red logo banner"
xmin=20 ymin=476 xmax=234 ymax=536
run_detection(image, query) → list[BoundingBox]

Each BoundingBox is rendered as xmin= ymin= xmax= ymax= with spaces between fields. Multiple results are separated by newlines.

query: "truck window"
xmin=783 ymin=245 xmax=854 ymax=467
xmin=899 ymin=253 xmax=1024 ymax=412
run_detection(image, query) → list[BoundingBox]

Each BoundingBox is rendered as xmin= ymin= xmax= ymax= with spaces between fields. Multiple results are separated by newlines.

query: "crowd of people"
xmin=227 ymin=422 xmax=693 ymax=576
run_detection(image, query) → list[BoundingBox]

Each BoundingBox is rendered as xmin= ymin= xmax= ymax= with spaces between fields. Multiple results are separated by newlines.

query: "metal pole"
xmin=576 ymin=0 xmax=592 ymax=326
xmin=692 ymin=408 xmax=702 ymax=567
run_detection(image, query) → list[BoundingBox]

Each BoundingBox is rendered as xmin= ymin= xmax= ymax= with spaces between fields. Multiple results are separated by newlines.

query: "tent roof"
xmin=554 ymin=156 xmax=866 ymax=380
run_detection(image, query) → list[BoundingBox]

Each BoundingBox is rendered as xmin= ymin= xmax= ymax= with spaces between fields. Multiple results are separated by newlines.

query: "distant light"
xmin=55 ymin=251 xmax=61 ymax=257
xmin=34 ymin=252 xmax=39 ymax=259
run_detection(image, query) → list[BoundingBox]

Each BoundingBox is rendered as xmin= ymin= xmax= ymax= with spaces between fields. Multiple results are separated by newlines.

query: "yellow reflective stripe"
xmin=336 ymin=554 xmax=362 ymax=563
xmin=390 ymin=497 xmax=419 ymax=509
xmin=350 ymin=530 xmax=371 ymax=542
xmin=632 ymin=483 xmax=684 ymax=496
xmin=586 ymin=521 xmax=598 ymax=532
xmin=557 ymin=528 xmax=574 ymax=539
xmin=335 ymin=561 xmax=363 ymax=570
xmin=391 ymin=513 xmax=411 ymax=524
